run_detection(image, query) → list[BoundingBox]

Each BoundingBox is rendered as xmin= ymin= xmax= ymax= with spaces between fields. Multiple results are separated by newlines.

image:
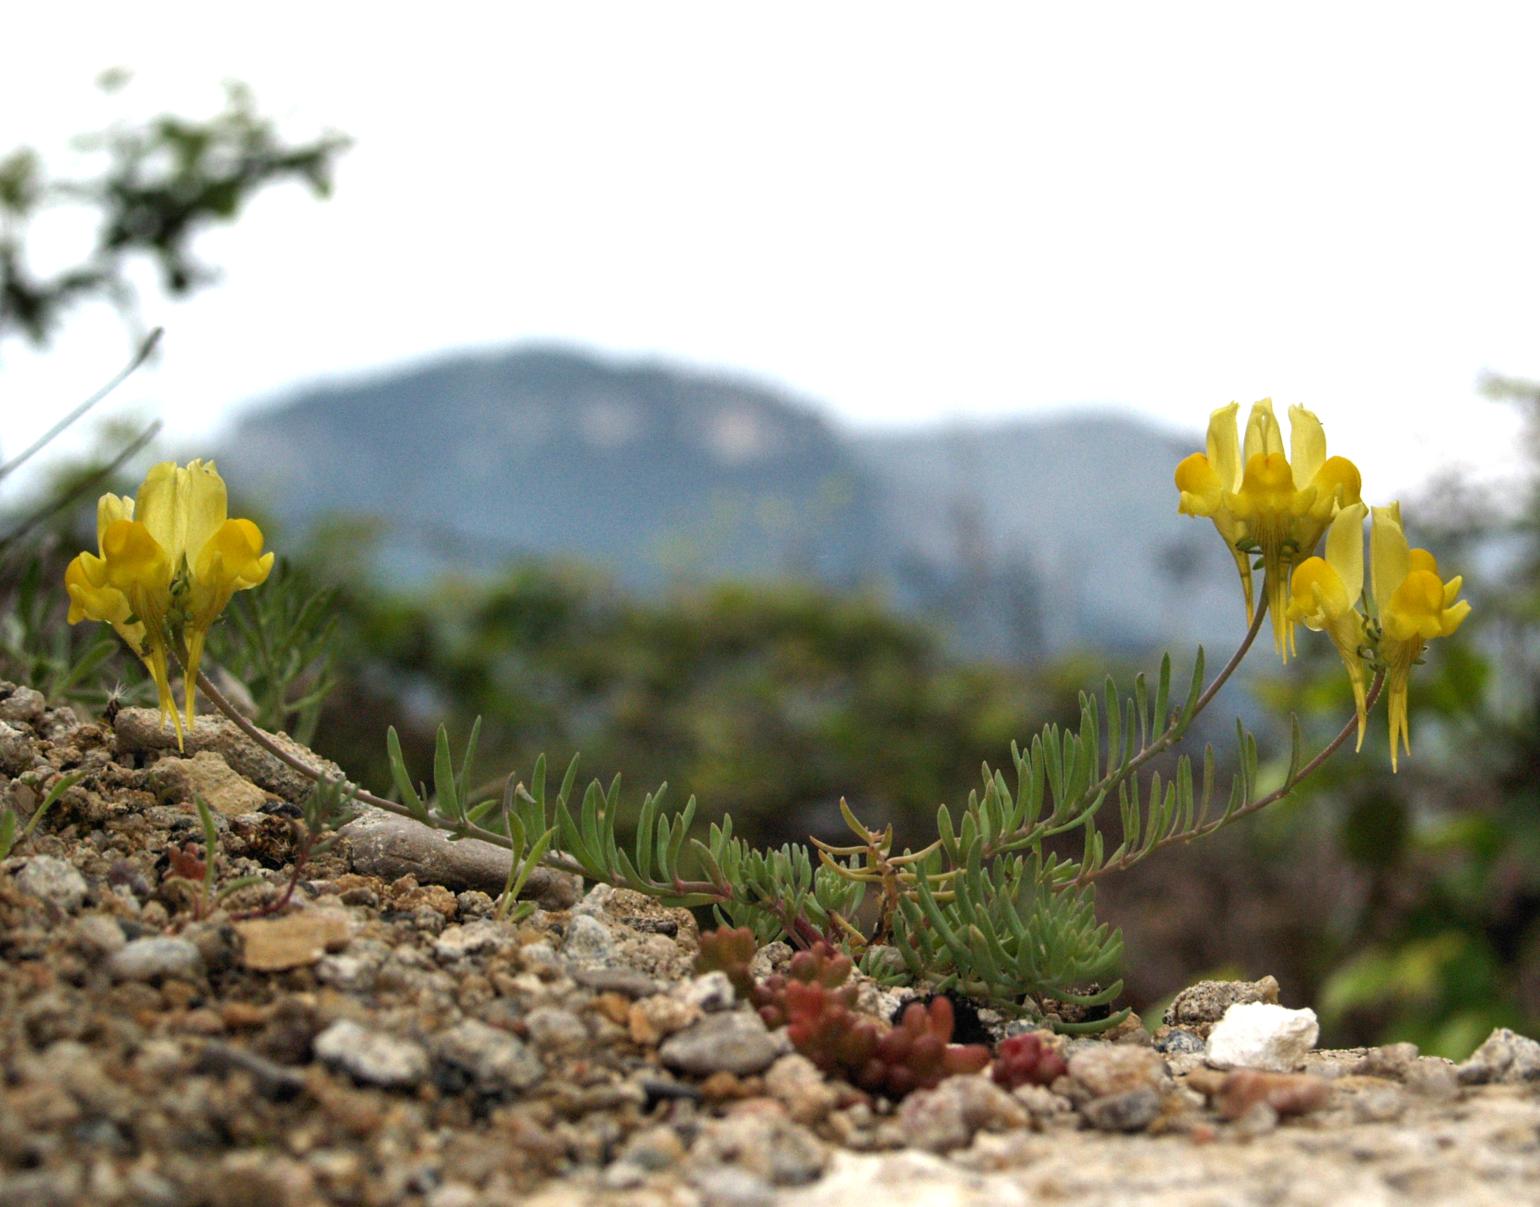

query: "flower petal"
xmin=1324 ymin=502 xmax=1366 ymax=604
xmin=1205 ymin=402 xmax=1242 ymax=491
xmin=1369 ymin=503 xmax=1407 ymax=618
xmin=1288 ymin=405 xmax=1326 ymax=489
xmin=1175 ymin=453 xmax=1222 ymax=515
xmin=1243 ymin=400 xmax=1283 ymax=463
xmin=134 ymin=460 xmax=229 ymax=566
xmin=182 ymin=460 xmax=230 ymax=571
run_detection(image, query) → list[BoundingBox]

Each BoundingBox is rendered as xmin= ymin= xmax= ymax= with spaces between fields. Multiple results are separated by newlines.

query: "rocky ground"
xmin=2 ymin=678 xmax=1539 ymax=1206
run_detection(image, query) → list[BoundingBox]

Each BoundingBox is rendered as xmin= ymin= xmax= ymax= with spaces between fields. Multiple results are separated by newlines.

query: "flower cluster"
xmin=1177 ymin=402 xmax=1468 ymax=768
xmin=65 ymin=460 xmax=273 ymax=746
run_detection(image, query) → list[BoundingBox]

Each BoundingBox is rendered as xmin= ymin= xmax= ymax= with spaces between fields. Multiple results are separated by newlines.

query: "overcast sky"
xmin=2 ymin=2 xmax=1536 ymax=506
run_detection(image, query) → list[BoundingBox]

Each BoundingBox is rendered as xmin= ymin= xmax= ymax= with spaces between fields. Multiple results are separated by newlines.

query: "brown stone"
xmin=1212 ymin=1069 xmax=1331 ymax=1121
xmin=220 ymin=1001 xmax=273 ymax=1029
xmin=236 ymin=910 xmax=353 ymax=971
xmin=147 ymin=750 xmax=271 ymax=817
xmin=589 ymin=993 xmax=631 ymax=1027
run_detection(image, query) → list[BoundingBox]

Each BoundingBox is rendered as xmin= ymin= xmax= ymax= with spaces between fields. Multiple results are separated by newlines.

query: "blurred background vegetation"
xmin=3 ymin=78 xmax=1536 ymax=1059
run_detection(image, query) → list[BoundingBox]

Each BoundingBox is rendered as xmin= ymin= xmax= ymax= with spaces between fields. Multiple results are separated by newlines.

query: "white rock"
xmin=678 ymin=970 xmax=737 ymax=1012
xmin=1206 ymin=1002 xmax=1319 ymax=1072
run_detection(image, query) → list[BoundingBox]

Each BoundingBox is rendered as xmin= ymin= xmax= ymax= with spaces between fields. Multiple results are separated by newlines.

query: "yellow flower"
xmin=64 ymin=460 xmax=273 ymax=746
xmin=1287 ymin=503 xmax=1370 ymax=748
xmin=1176 ymin=402 xmax=1254 ymax=622
xmin=1369 ymin=503 xmax=1470 ymax=771
xmin=1176 ymin=400 xmax=1361 ymax=660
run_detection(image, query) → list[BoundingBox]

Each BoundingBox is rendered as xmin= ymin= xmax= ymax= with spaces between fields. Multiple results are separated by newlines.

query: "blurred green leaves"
xmin=1 ymin=75 xmax=347 ymax=348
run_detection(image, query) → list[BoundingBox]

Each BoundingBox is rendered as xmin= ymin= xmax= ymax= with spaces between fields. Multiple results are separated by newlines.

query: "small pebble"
xmin=1155 ymin=1028 xmax=1205 ymax=1055
xmin=1067 ymin=1044 xmax=1167 ymax=1098
xmin=899 ymin=1075 xmax=1029 ymax=1153
xmin=313 ymin=1019 xmax=430 ymax=1089
xmin=1457 ymin=1028 xmax=1540 ymax=1085
xmin=660 ymin=1010 xmax=782 ymax=1076
xmin=765 ymin=1054 xmax=841 ymax=1124
xmin=1165 ymin=976 xmax=1281 ymax=1029
xmin=433 ymin=1019 xmax=544 ymax=1093
xmin=524 ymin=1006 xmax=590 ymax=1053
xmin=0 ymin=685 xmax=46 ymax=724
xmin=433 ymin=919 xmax=509 ymax=961
xmin=1081 ymin=1087 xmax=1163 ymax=1132
xmin=561 ymin=913 xmax=619 ymax=966
xmin=15 ymin=856 xmax=89 ymax=912
xmin=629 ymin=994 xmax=701 ymax=1045
xmin=108 ymin=937 xmax=204 ymax=983
xmin=455 ymin=890 xmax=495 ymax=919
xmin=680 ymin=970 xmax=738 ymax=1012
xmin=1212 ymin=1069 xmax=1331 ymax=1121
xmin=0 ymin=720 xmax=40 ymax=774
xmin=1206 ymin=1003 xmax=1318 ymax=1072
xmin=72 ymin=914 xmax=126 ymax=956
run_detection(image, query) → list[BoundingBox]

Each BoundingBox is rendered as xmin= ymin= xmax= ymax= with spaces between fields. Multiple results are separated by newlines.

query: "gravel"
xmin=106 ymin=937 xmax=204 ymax=982
xmin=659 ymin=1010 xmax=784 ymax=1076
xmin=313 ymin=1019 xmax=431 ymax=1089
xmin=13 ymin=855 xmax=88 ymax=912
xmin=5 ymin=679 xmax=1540 ymax=1205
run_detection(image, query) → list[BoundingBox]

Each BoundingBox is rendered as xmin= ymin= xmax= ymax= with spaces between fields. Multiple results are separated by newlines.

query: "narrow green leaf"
xmin=386 ymin=727 xmax=426 ymax=821
xmin=579 ymin=781 xmax=603 ymax=865
xmin=636 ymin=790 xmax=661 ymax=883
xmin=454 ymin=716 xmax=482 ymax=816
xmin=194 ymin=793 xmax=218 ymax=903
xmin=1104 ymin=676 xmax=1122 ymax=778
xmin=466 ymin=798 xmax=501 ymax=828
xmin=558 ymin=753 xmax=581 ymax=808
xmin=936 ymin=803 xmax=959 ymax=863
xmin=1285 ymin=714 xmax=1303 ymax=787
xmin=531 ymin=753 xmax=548 ymax=811
xmin=1080 ymin=692 xmax=1100 ymax=797
xmin=1179 ymin=647 xmax=1206 ymax=724
xmin=433 ymin=725 xmax=458 ymax=821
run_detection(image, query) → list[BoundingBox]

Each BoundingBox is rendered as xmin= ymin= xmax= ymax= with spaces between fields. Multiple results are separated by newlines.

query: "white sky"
xmin=2 ymin=2 xmax=1536 ymax=504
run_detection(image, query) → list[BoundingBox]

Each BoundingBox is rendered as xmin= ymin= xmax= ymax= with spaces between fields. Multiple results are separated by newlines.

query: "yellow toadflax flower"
xmin=64 ymin=460 xmax=273 ymax=747
xmin=1175 ymin=399 xmax=1362 ymax=660
xmin=1287 ymin=503 xmax=1371 ymax=749
xmin=1368 ymin=503 xmax=1470 ymax=771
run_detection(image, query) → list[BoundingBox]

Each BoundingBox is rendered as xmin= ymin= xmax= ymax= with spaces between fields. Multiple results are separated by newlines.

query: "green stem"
xmin=990 ymin=596 xmax=1270 ymax=857
xmin=1078 ymin=670 xmax=1386 ymax=884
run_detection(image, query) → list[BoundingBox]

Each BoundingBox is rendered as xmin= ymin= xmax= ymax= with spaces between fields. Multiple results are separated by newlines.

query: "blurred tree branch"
xmin=0 ymin=74 xmax=348 ymax=350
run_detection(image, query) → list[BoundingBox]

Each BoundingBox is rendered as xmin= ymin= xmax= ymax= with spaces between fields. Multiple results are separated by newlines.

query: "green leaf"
xmin=558 ymin=754 xmax=581 ymax=810
xmin=193 ymin=793 xmax=219 ymax=903
xmin=454 ymin=716 xmax=482 ymax=818
xmin=432 ymin=725 xmax=459 ymax=822
xmin=1285 ymin=713 xmax=1303 ymax=787
xmin=635 ymin=788 xmax=662 ymax=884
xmin=1179 ymin=647 xmax=1206 ymax=725
xmin=386 ymin=727 xmax=427 ymax=822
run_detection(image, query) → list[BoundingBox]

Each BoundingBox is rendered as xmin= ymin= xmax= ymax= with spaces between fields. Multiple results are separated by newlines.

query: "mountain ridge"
xmin=214 ymin=345 xmax=1237 ymax=658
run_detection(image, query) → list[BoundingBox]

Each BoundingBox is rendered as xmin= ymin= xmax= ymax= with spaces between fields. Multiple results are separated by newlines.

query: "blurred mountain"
xmin=220 ymin=346 xmax=885 ymax=588
xmin=217 ymin=346 xmax=1239 ymax=659
xmin=851 ymin=416 xmax=1238 ymax=656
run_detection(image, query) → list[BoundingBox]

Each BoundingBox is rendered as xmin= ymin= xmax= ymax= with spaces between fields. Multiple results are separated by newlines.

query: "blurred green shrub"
xmin=306 ymin=562 xmax=1086 ymax=851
